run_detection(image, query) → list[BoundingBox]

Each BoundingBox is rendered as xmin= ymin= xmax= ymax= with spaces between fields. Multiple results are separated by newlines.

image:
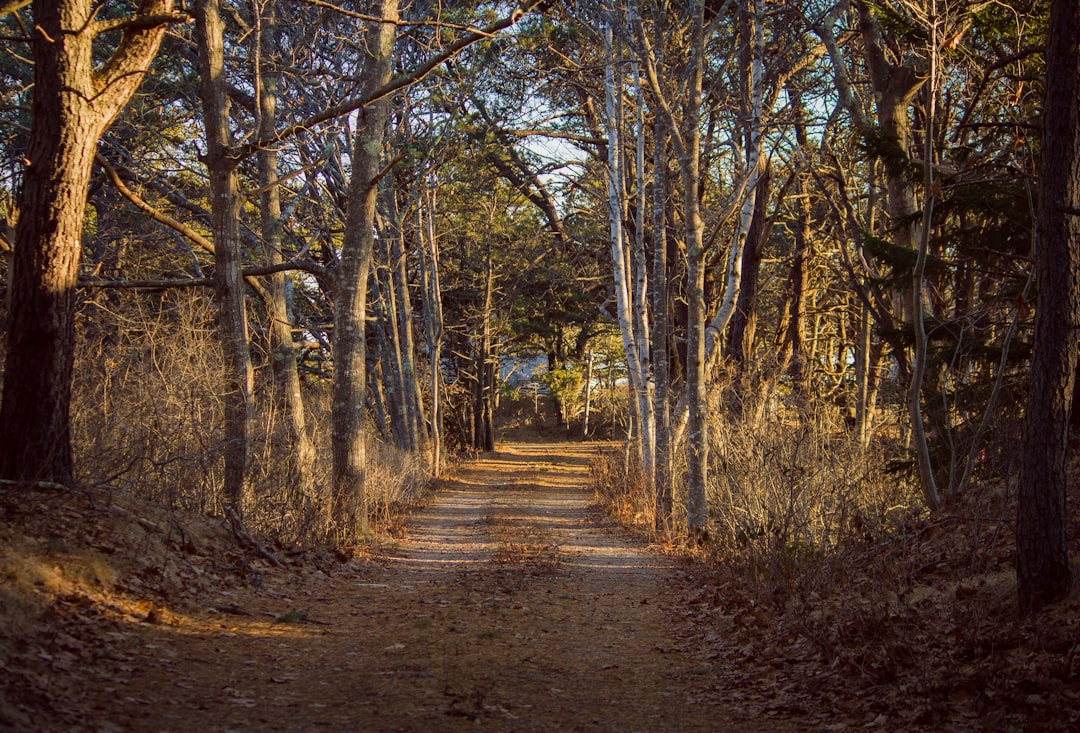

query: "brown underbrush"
xmin=70 ymin=290 xmax=432 ymax=547
xmin=590 ymin=414 xmax=1080 ymax=731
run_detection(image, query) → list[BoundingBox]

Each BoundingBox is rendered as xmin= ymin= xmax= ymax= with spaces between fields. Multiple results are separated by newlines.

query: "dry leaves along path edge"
xmin=36 ymin=442 xmax=793 ymax=732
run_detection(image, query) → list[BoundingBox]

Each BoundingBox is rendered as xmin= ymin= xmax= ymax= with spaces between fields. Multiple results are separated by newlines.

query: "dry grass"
xmin=588 ymin=400 xmax=1080 ymax=731
xmin=68 ymin=289 xmax=432 ymax=550
xmin=703 ymin=410 xmax=921 ymax=587
xmin=589 ymin=405 xmax=920 ymax=562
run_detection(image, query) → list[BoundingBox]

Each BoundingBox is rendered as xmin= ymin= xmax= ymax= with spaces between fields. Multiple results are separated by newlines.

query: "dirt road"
xmin=47 ymin=442 xmax=788 ymax=732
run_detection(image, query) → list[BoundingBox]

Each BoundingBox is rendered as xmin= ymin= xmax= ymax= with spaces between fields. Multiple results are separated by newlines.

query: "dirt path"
xmin=51 ymin=442 xmax=788 ymax=732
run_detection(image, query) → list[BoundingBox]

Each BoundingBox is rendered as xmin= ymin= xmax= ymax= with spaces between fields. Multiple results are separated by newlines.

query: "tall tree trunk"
xmin=652 ymin=117 xmax=673 ymax=535
xmin=255 ymin=0 xmax=315 ymax=500
xmin=473 ymin=249 xmax=496 ymax=452
xmin=331 ymin=0 xmax=398 ymax=537
xmin=196 ymin=0 xmax=255 ymax=516
xmin=0 ymin=0 xmax=174 ymax=483
xmin=682 ymin=0 xmax=708 ymax=537
xmin=820 ymin=0 xmax=938 ymax=506
xmin=374 ymin=233 xmax=409 ymax=447
xmin=784 ymin=121 xmax=812 ymax=398
xmin=727 ymin=162 xmax=772 ymax=423
xmin=907 ymin=3 xmax=942 ymax=509
xmin=630 ymin=61 xmax=655 ymax=479
xmin=418 ymin=184 xmax=444 ymax=476
xmin=603 ymin=21 xmax=654 ymax=481
xmin=386 ymin=190 xmax=424 ymax=451
xmin=633 ymin=0 xmax=714 ymax=535
xmin=665 ymin=0 xmax=765 ymax=450
xmin=1016 ymin=0 xmax=1078 ymax=613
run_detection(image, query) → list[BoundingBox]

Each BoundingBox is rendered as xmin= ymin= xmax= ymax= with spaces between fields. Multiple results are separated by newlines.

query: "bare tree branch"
xmin=0 ymin=0 xmax=29 ymax=21
xmin=233 ymin=0 xmax=542 ymax=160
xmin=95 ymin=152 xmax=275 ymax=302
xmin=92 ymin=12 xmax=191 ymax=36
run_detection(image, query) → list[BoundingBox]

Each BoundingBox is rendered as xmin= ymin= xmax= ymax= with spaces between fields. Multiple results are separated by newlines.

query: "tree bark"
xmin=682 ymin=0 xmax=708 ymax=537
xmin=418 ymin=183 xmax=444 ymax=476
xmin=374 ymin=233 xmax=410 ymax=446
xmin=386 ymin=190 xmax=424 ymax=451
xmin=603 ymin=21 xmax=654 ymax=480
xmin=727 ymin=162 xmax=773 ymax=424
xmin=652 ymin=114 xmax=673 ymax=535
xmin=255 ymin=0 xmax=316 ymax=501
xmin=196 ymin=0 xmax=255 ymax=515
xmin=331 ymin=0 xmax=398 ymax=537
xmin=0 ymin=0 xmax=174 ymax=483
xmin=1016 ymin=0 xmax=1078 ymax=613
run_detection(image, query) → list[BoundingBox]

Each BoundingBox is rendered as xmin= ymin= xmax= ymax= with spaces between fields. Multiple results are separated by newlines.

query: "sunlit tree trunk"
xmin=633 ymin=0 xmax=711 ymax=535
xmin=0 ymin=0 xmax=175 ymax=484
xmin=254 ymin=0 xmax=315 ymax=500
xmin=681 ymin=0 xmax=708 ymax=536
xmin=195 ymin=0 xmax=255 ymax=516
xmin=418 ymin=183 xmax=444 ymax=476
xmin=602 ymin=20 xmax=654 ymax=482
xmin=700 ymin=0 xmax=764 ymax=376
xmin=374 ymin=230 xmax=410 ymax=446
xmin=652 ymin=116 xmax=673 ymax=535
xmin=332 ymin=0 xmax=398 ymax=537
xmin=631 ymin=62 xmax=654 ymax=474
xmin=389 ymin=199 xmax=424 ymax=451
xmin=727 ymin=161 xmax=772 ymax=424
xmin=666 ymin=0 xmax=765 ymax=452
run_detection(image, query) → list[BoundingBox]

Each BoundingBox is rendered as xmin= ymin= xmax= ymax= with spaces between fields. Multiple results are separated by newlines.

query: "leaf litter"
xmin=2 ymin=442 xmax=1077 ymax=732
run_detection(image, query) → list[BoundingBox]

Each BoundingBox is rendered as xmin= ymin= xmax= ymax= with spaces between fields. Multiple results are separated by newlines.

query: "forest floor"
xmin=2 ymin=437 xmax=1079 ymax=732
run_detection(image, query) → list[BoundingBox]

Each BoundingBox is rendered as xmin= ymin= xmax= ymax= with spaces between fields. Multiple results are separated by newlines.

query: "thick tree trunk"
xmin=0 ymin=0 xmax=172 ymax=483
xmin=331 ymin=0 xmax=398 ymax=537
xmin=1016 ymin=0 xmax=1078 ymax=613
xmin=196 ymin=0 xmax=255 ymax=515
xmin=727 ymin=163 xmax=772 ymax=423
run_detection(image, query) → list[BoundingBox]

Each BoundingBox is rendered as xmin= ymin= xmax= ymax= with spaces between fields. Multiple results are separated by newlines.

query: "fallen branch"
xmin=224 ymin=505 xmax=284 ymax=568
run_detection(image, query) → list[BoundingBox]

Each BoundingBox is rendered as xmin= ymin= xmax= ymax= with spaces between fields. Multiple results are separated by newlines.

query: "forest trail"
xmin=32 ymin=441 xmax=790 ymax=732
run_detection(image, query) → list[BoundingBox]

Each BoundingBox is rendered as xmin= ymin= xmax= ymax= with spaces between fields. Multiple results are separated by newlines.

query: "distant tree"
xmin=0 ymin=0 xmax=181 ymax=483
xmin=1016 ymin=0 xmax=1077 ymax=613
